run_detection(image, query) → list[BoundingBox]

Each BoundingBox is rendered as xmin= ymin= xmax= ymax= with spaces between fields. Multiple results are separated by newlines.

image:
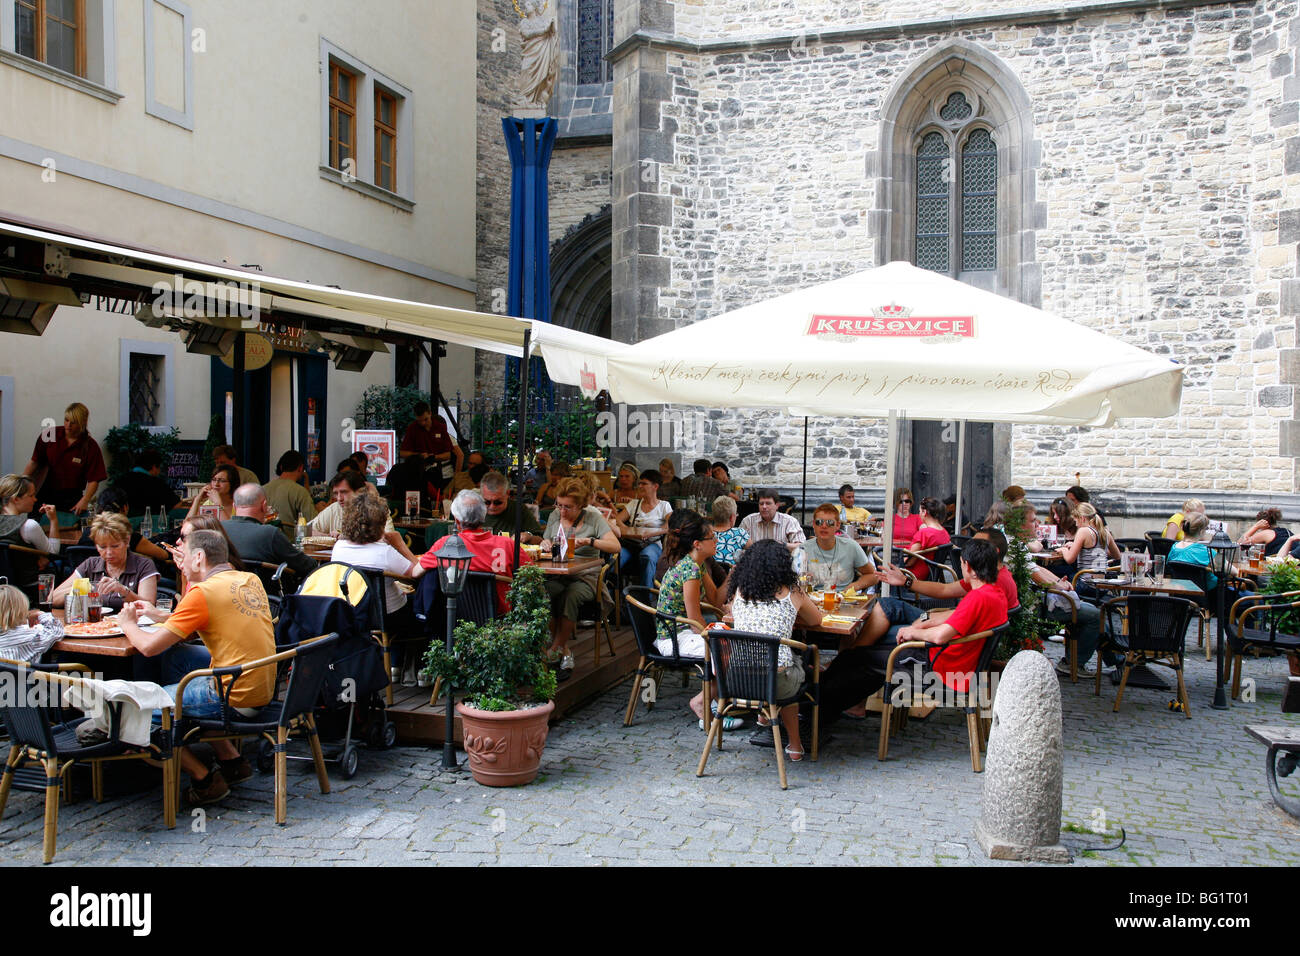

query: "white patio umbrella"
xmin=533 ymin=260 xmax=1183 ymax=550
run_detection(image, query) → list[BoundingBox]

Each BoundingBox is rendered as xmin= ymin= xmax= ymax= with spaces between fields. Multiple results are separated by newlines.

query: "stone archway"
xmin=550 ymin=205 xmax=611 ymax=338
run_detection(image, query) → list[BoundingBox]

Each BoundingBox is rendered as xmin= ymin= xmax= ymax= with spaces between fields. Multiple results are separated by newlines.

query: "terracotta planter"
xmin=456 ymin=700 xmax=554 ymax=787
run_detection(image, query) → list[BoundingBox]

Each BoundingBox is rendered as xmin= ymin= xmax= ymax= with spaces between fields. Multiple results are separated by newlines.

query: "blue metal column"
xmin=503 ymin=117 xmax=557 ymax=404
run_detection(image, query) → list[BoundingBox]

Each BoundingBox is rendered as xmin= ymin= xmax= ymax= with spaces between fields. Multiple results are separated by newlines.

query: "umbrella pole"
xmin=514 ymin=329 xmax=531 ymax=571
xmin=882 ymin=410 xmax=898 ymax=597
xmin=802 ymin=416 xmax=808 ymax=527
xmin=955 ymin=420 xmax=966 ymax=535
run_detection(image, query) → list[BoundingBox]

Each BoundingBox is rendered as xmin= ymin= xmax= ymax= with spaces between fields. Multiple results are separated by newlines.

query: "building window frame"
xmin=142 ymin=0 xmax=193 ymax=130
xmin=119 ymin=339 xmax=175 ymax=433
xmin=912 ymin=87 xmax=998 ymax=277
xmin=0 ymin=0 xmax=119 ymax=101
xmin=373 ymin=85 xmax=398 ymax=193
xmin=576 ymin=0 xmax=613 ymax=85
xmin=318 ymin=37 xmax=414 ymax=210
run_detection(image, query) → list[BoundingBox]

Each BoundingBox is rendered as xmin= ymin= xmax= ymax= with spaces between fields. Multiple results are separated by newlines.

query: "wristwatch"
xmin=903 ymin=570 xmax=917 ymax=590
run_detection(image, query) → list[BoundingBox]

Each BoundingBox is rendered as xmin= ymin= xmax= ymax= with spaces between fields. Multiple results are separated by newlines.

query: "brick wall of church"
xmin=616 ymin=0 xmax=1300 ymax=506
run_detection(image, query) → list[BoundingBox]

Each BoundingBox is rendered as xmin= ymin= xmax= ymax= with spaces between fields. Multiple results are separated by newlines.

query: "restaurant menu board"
xmin=165 ymin=440 xmax=206 ymax=497
xmin=352 ymin=429 xmax=396 ymax=481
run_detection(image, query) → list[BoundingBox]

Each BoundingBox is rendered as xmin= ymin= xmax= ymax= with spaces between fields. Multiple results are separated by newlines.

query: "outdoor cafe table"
xmin=1089 ymin=576 xmax=1205 ymax=690
xmin=536 ymin=555 xmax=603 ymax=577
xmin=50 ymin=609 xmax=139 ymax=660
xmin=723 ymin=594 xmax=876 ymax=648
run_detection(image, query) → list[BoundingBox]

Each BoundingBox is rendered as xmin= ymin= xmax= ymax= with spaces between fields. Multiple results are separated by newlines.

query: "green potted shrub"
xmin=997 ymin=503 xmax=1047 ymax=661
xmin=422 ymin=563 xmax=557 ymax=786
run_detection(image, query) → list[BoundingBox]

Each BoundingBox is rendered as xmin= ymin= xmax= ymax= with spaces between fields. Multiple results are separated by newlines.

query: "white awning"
xmin=0 ymin=219 xmax=534 ymax=357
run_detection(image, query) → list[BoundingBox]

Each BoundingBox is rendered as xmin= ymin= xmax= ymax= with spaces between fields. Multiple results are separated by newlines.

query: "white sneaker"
xmin=1055 ymin=657 xmax=1093 ymax=677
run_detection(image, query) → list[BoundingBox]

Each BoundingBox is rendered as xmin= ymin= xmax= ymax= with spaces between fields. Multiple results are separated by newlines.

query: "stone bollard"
xmin=974 ymin=650 xmax=1070 ymax=863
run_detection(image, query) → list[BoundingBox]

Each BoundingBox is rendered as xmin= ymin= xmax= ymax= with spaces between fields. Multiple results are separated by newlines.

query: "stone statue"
xmin=517 ymin=0 xmax=558 ymax=114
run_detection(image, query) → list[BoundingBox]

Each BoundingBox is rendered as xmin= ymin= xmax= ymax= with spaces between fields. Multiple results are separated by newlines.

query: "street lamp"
xmin=431 ymin=532 xmax=474 ymax=770
xmin=1206 ymin=530 xmax=1238 ymax=711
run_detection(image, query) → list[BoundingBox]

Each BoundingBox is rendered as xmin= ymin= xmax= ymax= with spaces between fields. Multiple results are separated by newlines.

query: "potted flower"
xmin=422 ymin=563 xmax=558 ymax=786
xmin=997 ymin=503 xmax=1047 ymax=663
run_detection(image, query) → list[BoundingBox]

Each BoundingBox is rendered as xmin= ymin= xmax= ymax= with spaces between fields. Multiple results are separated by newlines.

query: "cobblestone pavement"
xmin=1 ymin=640 xmax=1296 ymax=866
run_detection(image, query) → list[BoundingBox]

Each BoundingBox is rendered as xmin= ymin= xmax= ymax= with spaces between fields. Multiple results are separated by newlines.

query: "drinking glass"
xmin=1152 ymin=556 xmax=1165 ymax=584
xmin=85 ymin=593 xmax=103 ymax=624
xmin=155 ymin=595 xmax=174 ymax=615
xmin=37 ymin=574 xmax=54 ymax=611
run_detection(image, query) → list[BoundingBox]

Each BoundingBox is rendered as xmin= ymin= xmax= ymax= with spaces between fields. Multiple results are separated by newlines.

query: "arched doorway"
xmin=550 ymin=205 xmax=611 ymax=339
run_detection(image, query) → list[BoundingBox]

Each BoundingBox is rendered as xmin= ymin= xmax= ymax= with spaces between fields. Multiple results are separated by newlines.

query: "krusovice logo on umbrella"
xmin=806 ymin=303 xmax=976 ymax=338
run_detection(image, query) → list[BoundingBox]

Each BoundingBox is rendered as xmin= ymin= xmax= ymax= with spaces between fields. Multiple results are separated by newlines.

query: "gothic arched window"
xmin=914 ymin=91 xmax=998 ymax=276
xmin=577 ymin=0 xmax=614 ymax=84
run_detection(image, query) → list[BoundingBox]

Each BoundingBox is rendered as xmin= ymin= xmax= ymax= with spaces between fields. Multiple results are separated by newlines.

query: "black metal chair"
xmin=61 ymin=545 xmax=98 ymax=575
xmin=1164 ymin=560 xmax=1215 ymax=659
xmin=1114 ymin=538 xmax=1149 ymax=554
xmin=0 ymin=541 xmax=47 ymax=601
xmin=0 ymin=662 xmax=176 ymax=862
xmin=878 ymin=621 xmax=1010 ymax=772
xmin=621 ymin=586 xmax=711 ymax=728
xmin=1095 ymin=594 xmax=1198 ymax=717
xmin=1225 ymin=588 xmax=1300 ymax=701
xmin=948 ymin=535 xmax=970 ymax=580
xmin=1144 ymin=532 xmax=1175 ymax=559
xmin=174 ymin=632 xmax=340 ymax=825
xmin=695 ymin=630 xmax=820 ymax=790
xmin=419 ymin=570 xmax=507 ymax=705
xmin=575 ymin=555 xmax=618 ymax=667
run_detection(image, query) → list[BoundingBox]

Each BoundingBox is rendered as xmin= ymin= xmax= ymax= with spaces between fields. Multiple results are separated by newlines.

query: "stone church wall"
xmin=616 ymin=0 xmax=1300 ymax=511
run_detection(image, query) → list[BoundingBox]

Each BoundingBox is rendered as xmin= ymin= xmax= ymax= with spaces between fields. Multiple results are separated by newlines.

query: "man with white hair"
xmin=421 ymin=490 xmax=534 ymax=609
xmin=222 ymin=483 xmax=317 ymax=579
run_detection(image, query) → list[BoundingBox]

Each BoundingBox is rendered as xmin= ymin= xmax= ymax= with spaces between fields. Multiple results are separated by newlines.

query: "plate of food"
xmin=63 ymin=618 xmax=125 ymax=638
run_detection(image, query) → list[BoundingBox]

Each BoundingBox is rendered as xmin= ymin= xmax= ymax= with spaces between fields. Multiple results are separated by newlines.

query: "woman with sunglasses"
xmin=802 ymin=504 xmax=878 ymax=592
xmin=186 ymin=464 xmax=239 ymax=522
xmin=891 ymin=488 xmax=922 ymax=543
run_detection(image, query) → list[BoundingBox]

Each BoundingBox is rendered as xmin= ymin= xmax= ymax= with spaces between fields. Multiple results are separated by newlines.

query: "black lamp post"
xmin=1206 ymin=530 xmax=1238 ymax=711
xmin=432 ymin=532 xmax=474 ymax=770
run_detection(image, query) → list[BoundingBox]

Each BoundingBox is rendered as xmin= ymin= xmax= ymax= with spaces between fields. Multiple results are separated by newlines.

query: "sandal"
xmin=784 ymin=744 xmax=805 ymax=762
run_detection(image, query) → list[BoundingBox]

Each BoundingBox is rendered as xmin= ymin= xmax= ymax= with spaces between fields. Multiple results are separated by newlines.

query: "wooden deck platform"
xmin=387 ymin=624 xmax=641 ymax=746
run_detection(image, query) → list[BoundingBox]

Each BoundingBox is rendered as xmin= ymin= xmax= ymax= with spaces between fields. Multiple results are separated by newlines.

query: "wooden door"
xmin=909 ymin=420 xmax=994 ymax=530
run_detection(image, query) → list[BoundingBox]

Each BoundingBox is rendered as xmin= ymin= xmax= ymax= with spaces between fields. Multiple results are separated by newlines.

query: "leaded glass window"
xmin=916 ymin=132 xmax=950 ymax=274
xmin=961 ymin=128 xmax=997 ymax=271
xmin=128 ymin=353 xmax=163 ymax=427
xmin=578 ymin=0 xmax=614 ymax=84
xmin=913 ymin=90 xmax=997 ymax=276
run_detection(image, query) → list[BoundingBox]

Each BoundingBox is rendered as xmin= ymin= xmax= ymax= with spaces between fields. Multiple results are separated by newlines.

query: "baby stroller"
xmin=275 ymin=562 xmax=395 ymax=779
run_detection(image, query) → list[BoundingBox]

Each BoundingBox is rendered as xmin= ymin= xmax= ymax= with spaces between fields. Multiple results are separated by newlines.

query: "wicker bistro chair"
xmin=948 ymin=535 xmax=971 ymax=580
xmin=0 ymin=662 xmax=176 ymax=863
xmin=578 ymin=555 xmax=618 ymax=666
xmin=695 ymin=630 xmax=820 ymax=790
xmin=1225 ymin=589 xmax=1300 ymax=700
xmin=1095 ymin=595 xmax=1198 ymax=717
xmin=173 ymin=632 xmax=340 ymax=825
xmin=1034 ymin=581 xmax=1083 ymax=683
xmin=1144 ymin=532 xmax=1176 ymax=559
xmin=0 ymin=541 xmax=50 ymax=602
xmin=878 ymin=622 xmax=1010 ymax=773
xmin=621 ymin=586 xmax=712 ymax=730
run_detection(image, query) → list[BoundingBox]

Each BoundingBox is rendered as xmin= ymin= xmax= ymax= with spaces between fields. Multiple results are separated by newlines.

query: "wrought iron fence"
xmin=452 ymin=385 xmax=606 ymax=475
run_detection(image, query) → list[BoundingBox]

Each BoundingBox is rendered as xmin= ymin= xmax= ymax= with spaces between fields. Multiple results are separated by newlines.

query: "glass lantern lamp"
xmin=1206 ymin=530 xmax=1238 ymax=710
xmin=432 ymin=533 xmax=475 ymax=768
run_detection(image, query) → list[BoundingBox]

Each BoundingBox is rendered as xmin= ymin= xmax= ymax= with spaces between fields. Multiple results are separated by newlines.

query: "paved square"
xmin=0 ymin=640 xmax=1296 ymax=866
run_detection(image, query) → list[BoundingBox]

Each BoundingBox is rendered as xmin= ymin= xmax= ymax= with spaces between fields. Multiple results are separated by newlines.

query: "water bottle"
xmin=296 ymin=515 xmax=307 ymax=547
xmin=141 ymin=507 xmax=153 ymax=538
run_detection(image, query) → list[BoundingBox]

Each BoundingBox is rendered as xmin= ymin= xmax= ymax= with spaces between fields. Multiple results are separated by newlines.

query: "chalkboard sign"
xmin=166 ymin=440 xmax=206 ymax=496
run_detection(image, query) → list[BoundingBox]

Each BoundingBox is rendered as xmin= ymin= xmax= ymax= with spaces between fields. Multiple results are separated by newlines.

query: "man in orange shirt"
xmin=422 ymin=490 xmax=534 ymax=610
xmin=119 ymin=529 xmax=276 ymax=805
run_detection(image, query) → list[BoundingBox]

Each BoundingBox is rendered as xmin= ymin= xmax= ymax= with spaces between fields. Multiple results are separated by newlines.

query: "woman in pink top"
xmin=905 ymin=497 xmax=951 ymax=581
